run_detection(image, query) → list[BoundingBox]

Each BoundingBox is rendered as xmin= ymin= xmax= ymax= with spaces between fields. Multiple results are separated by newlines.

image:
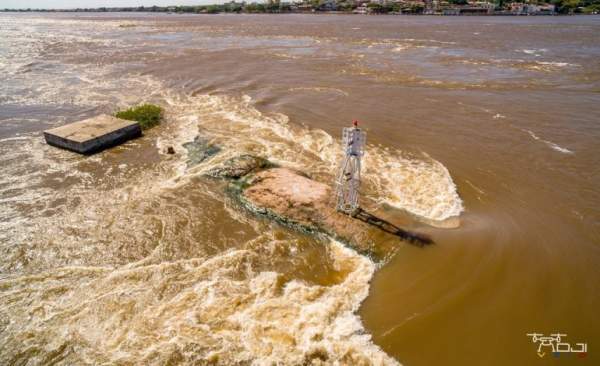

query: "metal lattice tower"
xmin=336 ymin=121 xmax=366 ymax=215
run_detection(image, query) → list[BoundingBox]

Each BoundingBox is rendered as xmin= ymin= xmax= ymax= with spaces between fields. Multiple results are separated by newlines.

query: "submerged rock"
xmin=183 ymin=136 xmax=220 ymax=167
xmin=206 ymin=154 xmax=270 ymax=179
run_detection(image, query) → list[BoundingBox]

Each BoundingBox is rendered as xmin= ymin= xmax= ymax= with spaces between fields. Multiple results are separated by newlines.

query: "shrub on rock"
xmin=115 ymin=104 xmax=163 ymax=130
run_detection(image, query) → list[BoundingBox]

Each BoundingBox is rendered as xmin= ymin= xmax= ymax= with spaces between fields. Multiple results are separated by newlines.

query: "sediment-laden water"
xmin=0 ymin=13 xmax=598 ymax=365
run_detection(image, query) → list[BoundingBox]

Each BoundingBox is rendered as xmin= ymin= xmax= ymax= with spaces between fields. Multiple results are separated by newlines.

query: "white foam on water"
xmin=0 ymin=228 xmax=398 ymax=364
xmin=524 ymin=129 xmax=574 ymax=154
xmin=0 ymin=136 xmax=31 ymax=142
xmin=0 ymin=75 xmax=456 ymax=366
xmin=289 ymin=86 xmax=349 ymax=97
xmin=159 ymin=92 xmax=463 ymax=222
xmin=520 ymin=48 xmax=547 ymax=56
xmin=536 ymin=61 xmax=575 ymax=67
xmin=393 ymin=45 xmax=409 ymax=52
xmin=0 ymin=93 xmax=397 ymax=364
xmin=547 ymin=144 xmax=574 ymax=154
xmin=0 ymin=15 xmax=467 ymax=365
xmin=364 ymin=150 xmax=464 ymax=221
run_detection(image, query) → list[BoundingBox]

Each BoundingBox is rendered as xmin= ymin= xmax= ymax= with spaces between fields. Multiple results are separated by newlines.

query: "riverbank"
xmin=2 ymin=9 xmax=598 ymax=16
xmin=2 ymin=0 xmax=599 ymax=16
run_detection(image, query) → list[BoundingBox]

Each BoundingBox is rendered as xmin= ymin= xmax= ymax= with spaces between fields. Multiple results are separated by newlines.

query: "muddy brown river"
xmin=0 ymin=13 xmax=599 ymax=365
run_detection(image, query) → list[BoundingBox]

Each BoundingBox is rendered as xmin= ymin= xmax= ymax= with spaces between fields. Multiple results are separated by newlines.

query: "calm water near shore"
xmin=0 ymin=13 xmax=599 ymax=365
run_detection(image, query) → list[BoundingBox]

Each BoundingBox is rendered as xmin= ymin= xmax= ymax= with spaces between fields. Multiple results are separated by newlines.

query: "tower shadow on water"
xmin=352 ymin=208 xmax=434 ymax=247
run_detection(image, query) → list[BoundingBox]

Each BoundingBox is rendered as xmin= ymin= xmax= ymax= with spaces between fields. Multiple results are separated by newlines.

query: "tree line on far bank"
xmin=2 ymin=0 xmax=599 ymax=15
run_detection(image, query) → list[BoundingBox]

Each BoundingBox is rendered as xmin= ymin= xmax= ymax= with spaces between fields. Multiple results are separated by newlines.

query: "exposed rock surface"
xmin=177 ymin=138 xmax=430 ymax=258
xmin=206 ymin=154 xmax=269 ymax=179
xmin=239 ymin=168 xmax=402 ymax=257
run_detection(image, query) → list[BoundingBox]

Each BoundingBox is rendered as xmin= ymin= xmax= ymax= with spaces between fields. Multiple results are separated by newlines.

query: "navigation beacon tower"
xmin=336 ymin=120 xmax=366 ymax=215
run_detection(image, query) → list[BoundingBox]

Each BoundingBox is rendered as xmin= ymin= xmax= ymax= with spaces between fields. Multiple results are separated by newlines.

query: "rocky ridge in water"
xmin=197 ymin=140 xmax=433 ymax=260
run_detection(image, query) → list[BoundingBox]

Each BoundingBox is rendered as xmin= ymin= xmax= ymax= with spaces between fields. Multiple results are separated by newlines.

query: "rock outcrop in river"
xmin=206 ymin=154 xmax=270 ymax=179
xmin=205 ymin=154 xmax=432 ymax=259
xmin=241 ymin=168 xmax=375 ymax=253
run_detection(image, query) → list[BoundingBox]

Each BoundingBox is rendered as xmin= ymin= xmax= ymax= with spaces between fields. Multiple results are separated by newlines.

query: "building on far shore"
xmin=353 ymin=4 xmax=369 ymax=13
xmin=311 ymin=0 xmax=558 ymax=15
xmin=509 ymin=2 xmax=556 ymax=15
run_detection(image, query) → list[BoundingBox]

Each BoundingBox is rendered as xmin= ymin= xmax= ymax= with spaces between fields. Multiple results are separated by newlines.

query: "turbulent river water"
xmin=0 ymin=13 xmax=599 ymax=365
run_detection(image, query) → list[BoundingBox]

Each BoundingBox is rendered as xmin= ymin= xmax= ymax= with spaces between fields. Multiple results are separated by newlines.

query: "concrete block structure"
xmin=43 ymin=114 xmax=142 ymax=154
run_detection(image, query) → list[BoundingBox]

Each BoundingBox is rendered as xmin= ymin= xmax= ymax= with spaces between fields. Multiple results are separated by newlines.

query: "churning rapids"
xmin=1 ymin=13 xmax=599 ymax=366
xmin=0 ymin=14 xmax=463 ymax=365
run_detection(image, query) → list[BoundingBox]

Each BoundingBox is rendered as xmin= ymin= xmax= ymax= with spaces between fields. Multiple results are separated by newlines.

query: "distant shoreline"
xmin=2 ymin=1 xmax=598 ymax=16
xmin=0 ymin=10 xmax=592 ymax=16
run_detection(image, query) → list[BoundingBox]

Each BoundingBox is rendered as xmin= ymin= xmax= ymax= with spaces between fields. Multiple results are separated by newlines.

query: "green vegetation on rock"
xmin=115 ymin=104 xmax=163 ymax=130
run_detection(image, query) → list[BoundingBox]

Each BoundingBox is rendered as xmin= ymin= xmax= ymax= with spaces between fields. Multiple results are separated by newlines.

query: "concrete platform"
xmin=44 ymin=114 xmax=142 ymax=154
